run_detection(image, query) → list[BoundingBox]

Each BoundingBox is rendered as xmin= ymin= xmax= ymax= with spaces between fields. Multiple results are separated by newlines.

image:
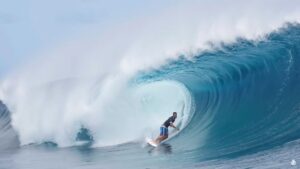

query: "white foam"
xmin=2 ymin=0 xmax=300 ymax=84
xmin=2 ymin=76 xmax=192 ymax=147
xmin=291 ymin=159 xmax=297 ymax=166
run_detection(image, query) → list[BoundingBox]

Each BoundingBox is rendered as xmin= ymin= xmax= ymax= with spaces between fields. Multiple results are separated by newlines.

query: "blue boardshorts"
xmin=160 ymin=126 xmax=168 ymax=136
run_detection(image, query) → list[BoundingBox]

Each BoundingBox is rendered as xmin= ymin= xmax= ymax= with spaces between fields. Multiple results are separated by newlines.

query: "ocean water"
xmin=0 ymin=24 xmax=300 ymax=169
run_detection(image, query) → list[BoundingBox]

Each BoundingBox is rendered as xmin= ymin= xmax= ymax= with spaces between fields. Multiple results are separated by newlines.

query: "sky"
xmin=0 ymin=0 xmax=177 ymax=78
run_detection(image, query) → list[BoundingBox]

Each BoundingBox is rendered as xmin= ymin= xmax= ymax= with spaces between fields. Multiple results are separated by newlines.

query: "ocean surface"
xmin=0 ymin=24 xmax=300 ymax=169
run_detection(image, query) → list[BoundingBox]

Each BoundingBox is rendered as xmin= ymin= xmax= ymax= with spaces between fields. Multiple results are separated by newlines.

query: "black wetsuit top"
xmin=163 ymin=116 xmax=176 ymax=128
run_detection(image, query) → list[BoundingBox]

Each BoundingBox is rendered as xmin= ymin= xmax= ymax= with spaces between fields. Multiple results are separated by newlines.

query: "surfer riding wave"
xmin=154 ymin=112 xmax=180 ymax=144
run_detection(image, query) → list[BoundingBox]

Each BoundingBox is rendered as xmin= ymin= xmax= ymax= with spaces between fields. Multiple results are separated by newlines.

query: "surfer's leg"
xmin=160 ymin=127 xmax=168 ymax=142
xmin=156 ymin=127 xmax=168 ymax=143
xmin=155 ymin=127 xmax=164 ymax=143
xmin=160 ymin=136 xmax=167 ymax=142
xmin=155 ymin=136 xmax=163 ymax=143
xmin=155 ymin=135 xmax=162 ymax=142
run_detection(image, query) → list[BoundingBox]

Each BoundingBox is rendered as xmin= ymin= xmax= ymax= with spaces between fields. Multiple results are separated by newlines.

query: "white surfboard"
xmin=146 ymin=138 xmax=158 ymax=147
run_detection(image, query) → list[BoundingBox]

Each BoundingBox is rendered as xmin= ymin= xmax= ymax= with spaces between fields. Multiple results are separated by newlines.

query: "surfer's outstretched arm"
xmin=170 ymin=123 xmax=179 ymax=131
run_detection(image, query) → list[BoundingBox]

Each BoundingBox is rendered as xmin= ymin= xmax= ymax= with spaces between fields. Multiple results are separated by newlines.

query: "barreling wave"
xmin=135 ymin=23 xmax=300 ymax=161
xmin=0 ymin=24 xmax=300 ymax=167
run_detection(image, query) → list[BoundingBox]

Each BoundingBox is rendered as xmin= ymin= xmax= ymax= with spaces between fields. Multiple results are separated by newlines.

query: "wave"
xmin=1 ymin=24 xmax=300 ymax=155
xmin=0 ymin=2 xmax=299 ymax=165
xmin=136 ymin=24 xmax=300 ymax=160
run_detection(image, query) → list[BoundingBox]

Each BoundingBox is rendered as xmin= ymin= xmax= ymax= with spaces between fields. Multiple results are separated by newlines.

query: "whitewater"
xmin=1 ymin=0 xmax=300 ymax=168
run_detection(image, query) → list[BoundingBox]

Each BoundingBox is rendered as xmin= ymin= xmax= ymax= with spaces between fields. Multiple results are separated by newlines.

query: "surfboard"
xmin=146 ymin=138 xmax=158 ymax=147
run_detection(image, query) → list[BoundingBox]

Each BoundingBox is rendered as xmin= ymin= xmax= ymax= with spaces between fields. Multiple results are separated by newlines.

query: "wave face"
xmin=136 ymin=24 xmax=300 ymax=160
xmin=1 ymin=24 xmax=300 ymax=168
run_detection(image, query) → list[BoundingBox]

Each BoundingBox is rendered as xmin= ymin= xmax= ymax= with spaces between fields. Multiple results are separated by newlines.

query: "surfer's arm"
xmin=170 ymin=123 xmax=179 ymax=131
